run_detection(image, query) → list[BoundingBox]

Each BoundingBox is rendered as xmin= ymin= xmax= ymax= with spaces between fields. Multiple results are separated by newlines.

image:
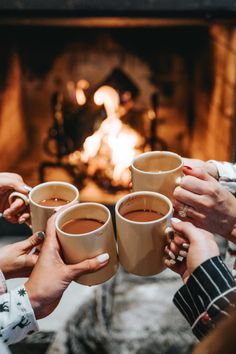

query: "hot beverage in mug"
xmin=122 ymin=210 xmax=164 ymax=222
xmin=61 ymin=218 xmax=104 ymax=234
xmin=39 ymin=198 xmax=70 ymax=207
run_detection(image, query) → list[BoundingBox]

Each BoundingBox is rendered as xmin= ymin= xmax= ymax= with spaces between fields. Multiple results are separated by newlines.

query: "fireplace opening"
xmin=0 ymin=25 xmax=235 ymax=203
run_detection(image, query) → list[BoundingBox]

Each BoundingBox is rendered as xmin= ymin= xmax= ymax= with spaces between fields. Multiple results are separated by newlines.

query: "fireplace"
xmin=0 ymin=3 xmax=236 ymax=203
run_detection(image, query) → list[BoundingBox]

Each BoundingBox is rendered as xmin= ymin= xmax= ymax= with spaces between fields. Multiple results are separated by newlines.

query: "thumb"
xmin=171 ymin=220 xmax=202 ymax=244
xmin=20 ymin=231 xmax=45 ymax=252
xmin=12 ymin=183 xmax=32 ymax=195
xmin=68 ymin=253 xmax=110 ymax=280
xmin=183 ymin=166 xmax=214 ymax=182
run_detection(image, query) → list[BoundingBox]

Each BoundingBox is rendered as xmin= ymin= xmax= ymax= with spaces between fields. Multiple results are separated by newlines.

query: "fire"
xmin=80 ymin=85 xmax=144 ymax=187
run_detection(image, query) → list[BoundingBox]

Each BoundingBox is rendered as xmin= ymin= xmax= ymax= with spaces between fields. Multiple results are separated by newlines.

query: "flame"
xmin=75 ymin=79 xmax=90 ymax=106
xmin=80 ymin=85 xmax=143 ymax=187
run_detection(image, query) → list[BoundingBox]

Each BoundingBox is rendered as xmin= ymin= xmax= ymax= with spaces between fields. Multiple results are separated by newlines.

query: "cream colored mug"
xmin=131 ymin=151 xmax=183 ymax=200
xmin=55 ymin=202 xmax=118 ymax=286
xmin=115 ymin=191 xmax=173 ymax=276
xmin=9 ymin=181 xmax=79 ymax=232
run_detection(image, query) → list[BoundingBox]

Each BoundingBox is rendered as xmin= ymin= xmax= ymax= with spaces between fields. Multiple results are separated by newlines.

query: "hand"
xmin=173 ymin=166 xmax=236 ymax=242
xmin=25 ymin=212 xmax=110 ymax=320
xmin=183 ymin=158 xmax=219 ymax=180
xmin=165 ymin=219 xmax=219 ymax=283
xmin=0 ymin=232 xmax=44 ymax=279
xmin=0 ymin=172 xmax=30 ymax=224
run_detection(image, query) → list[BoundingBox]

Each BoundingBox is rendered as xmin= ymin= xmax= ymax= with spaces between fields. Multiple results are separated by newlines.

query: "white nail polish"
xmin=170 ymin=259 xmax=176 ymax=265
xmin=0 ymin=213 xmax=2 ymax=218
xmin=168 ymin=251 xmax=176 ymax=260
xmin=177 ymin=255 xmax=184 ymax=262
xmin=171 ymin=217 xmax=181 ymax=223
xmin=97 ymin=253 xmax=109 ymax=263
xmin=179 ymin=250 xmax=187 ymax=257
xmin=182 ymin=243 xmax=190 ymax=249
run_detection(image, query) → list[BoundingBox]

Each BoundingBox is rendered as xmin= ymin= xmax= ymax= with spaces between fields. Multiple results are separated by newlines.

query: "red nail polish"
xmin=183 ymin=166 xmax=192 ymax=170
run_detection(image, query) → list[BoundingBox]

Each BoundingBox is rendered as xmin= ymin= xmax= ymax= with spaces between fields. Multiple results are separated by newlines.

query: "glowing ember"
xmin=79 ymin=85 xmax=144 ymax=188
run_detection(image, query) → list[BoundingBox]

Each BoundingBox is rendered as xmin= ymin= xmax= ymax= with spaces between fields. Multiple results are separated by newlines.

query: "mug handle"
xmin=8 ymin=191 xmax=30 ymax=206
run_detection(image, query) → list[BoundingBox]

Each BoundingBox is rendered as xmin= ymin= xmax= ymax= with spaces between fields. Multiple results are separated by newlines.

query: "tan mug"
xmin=115 ymin=191 xmax=173 ymax=276
xmin=55 ymin=202 xmax=118 ymax=286
xmin=9 ymin=181 xmax=79 ymax=232
xmin=131 ymin=151 xmax=183 ymax=200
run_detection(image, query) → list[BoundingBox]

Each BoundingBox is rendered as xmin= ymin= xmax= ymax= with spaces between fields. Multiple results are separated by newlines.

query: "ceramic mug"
xmin=55 ymin=202 xmax=118 ymax=286
xmin=9 ymin=181 xmax=79 ymax=232
xmin=115 ymin=191 xmax=173 ymax=276
xmin=131 ymin=151 xmax=183 ymax=200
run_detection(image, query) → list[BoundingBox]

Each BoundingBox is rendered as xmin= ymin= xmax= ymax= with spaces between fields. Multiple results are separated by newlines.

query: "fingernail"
xmin=182 ymin=243 xmax=190 ymax=249
xmin=183 ymin=166 xmax=192 ymax=170
xmin=179 ymin=250 xmax=187 ymax=257
xmin=171 ymin=217 xmax=181 ymax=223
xmin=97 ymin=253 xmax=109 ymax=263
xmin=37 ymin=231 xmax=45 ymax=240
xmin=23 ymin=185 xmax=32 ymax=192
xmin=177 ymin=255 xmax=184 ymax=262
xmin=0 ymin=213 xmax=3 ymax=218
xmin=170 ymin=259 xmax=176 ymax=265
xmin=168 ymin=251 xmax=176 ymax=260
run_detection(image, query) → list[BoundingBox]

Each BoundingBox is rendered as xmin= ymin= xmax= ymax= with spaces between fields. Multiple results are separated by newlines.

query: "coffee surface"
xmin=61 ymin=218 xmax=104 ymax=234
xmin=39 ymin=198 xmax=69 ymax=207
xmin=122 ymin=209 xmax=164 ymax=222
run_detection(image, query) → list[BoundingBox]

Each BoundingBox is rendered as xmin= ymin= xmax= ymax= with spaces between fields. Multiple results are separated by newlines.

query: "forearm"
xmin=0 ymin=286 xmax=38 ymax=345
xmin=173 ymin=256 xmax=236 ymax=340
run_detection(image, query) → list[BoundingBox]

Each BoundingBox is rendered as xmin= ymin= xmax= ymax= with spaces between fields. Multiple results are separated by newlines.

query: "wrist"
xmin=25 ymin=281 xmax=43 ymax=320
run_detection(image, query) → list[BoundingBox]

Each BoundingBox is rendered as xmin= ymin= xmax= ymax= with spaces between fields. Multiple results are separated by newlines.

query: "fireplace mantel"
xmin=0 ymin=0 xmax=236 ymax=12
xmin=0 ymin=0 xmax=235 ymax=26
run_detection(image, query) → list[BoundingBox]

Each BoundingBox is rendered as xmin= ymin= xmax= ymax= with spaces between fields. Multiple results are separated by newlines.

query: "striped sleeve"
xmin=173 ymin=256 xmax=236 ymax=340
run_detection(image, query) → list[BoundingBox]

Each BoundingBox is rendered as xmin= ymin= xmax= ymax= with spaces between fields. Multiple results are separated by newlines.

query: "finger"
xmin=168 ymin=242 xmax=181 ymax=257
xmin=183 ymin=166 xmax=214 ymax=182
xmin=165 ymin=245 xmax=177 ymax=260
xmin=12 ymin=182 xmax=32 ymax=195
xmin=3 ymin=198 xmax=25 ymax=216
xmin=171 ymin=220 xmax=207 ymax=244
xmin=68 ymin=253 xmax=110 ymax=279
xmin=180 ymin=175 xmax=214 ymax=195
xmin=174 ymin=186 xmax=205 ymax=210
xmin=164 ymin=258 xmax=176 ymax=267
xmin=18 ymin=213 xmax=30 ymax=224
xmin=3 ymin=214 xmax=19 ymax=223
xmin=19 ymin=231 xmax=45 ymax=251
xmin=174 ymin=200 xmax=206 ymax=221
